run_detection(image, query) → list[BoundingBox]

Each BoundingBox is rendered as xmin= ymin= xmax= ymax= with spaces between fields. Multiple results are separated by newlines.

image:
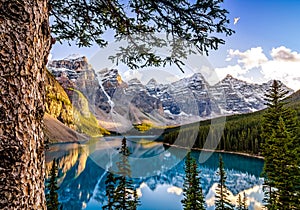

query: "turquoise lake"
xmin=45 ymin=136 xmax=265 ymax=210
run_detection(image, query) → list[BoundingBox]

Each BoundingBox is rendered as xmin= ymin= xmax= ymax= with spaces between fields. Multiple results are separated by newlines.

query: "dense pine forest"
xmin=163 ymin=90 xmax=300 ymax=155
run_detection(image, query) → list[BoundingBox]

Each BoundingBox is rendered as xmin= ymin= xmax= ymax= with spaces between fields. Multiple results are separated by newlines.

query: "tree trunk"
xmin=0 ymin=0 xmax=51 ymax=209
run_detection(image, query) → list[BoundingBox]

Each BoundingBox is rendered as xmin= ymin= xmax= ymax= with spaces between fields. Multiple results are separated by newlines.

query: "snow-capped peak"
xmin=147 ymin=78 xmax=158 ymax=86
xmin=64 ymin=54 xmax=86 ymax=61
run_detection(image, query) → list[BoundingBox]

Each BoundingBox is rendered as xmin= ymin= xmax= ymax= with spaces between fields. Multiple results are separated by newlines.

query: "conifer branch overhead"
xmin=49 ymin=0 xmax=234 ymax=70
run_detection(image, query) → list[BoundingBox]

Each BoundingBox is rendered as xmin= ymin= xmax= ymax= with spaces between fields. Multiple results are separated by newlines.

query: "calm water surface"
xmin=45 ymin=136 xmax=265 ymax=210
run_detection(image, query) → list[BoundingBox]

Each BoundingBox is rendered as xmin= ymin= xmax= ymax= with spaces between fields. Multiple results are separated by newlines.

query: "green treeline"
xmin=163 ymin=90 xmax=300 ymax=155
xmin=163 ymin=112 xmax=263 ymax=154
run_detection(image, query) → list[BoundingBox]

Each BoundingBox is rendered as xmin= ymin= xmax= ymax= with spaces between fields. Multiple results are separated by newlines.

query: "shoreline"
xmin=163 ymin=143 xmax=264 ymax=160
xmin=47 ymin=135 xmax=264 ymax=160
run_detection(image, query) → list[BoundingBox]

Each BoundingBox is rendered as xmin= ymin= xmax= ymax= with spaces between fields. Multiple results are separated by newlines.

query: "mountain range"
xmin=46 ymin=55 xmax=294 ymax=133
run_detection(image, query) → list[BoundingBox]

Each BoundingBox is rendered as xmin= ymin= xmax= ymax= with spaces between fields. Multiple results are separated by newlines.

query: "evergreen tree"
xmin=103 ymin=170 xmax=117 ymax=210
xmin=215 ymin=155 xmax=234 ymax=210
xmin=265 ymin=118 xmax=299 ymax=209
xmin=181 ymin=152 xmax=205 ymax=210
xmin=46 ymin=159 xmax=60 ymax=210
xmin=242 ymin=192 xmax=248 ymax=210
xmin=182 ymin=152 xmax=192 ymax=209
xmin=237 ymin=192 xmax=248 ymax=210
xmin=129 ymin=190 xmax=140 ymax=210
xmin=262 ymin=80 xmax=297 ymax=138
xmin=236 ymin=194 xmax=243 ymax=210
xmin=261 ymin=80 xmax=300 ymax=209
xmin=114 ymin=137 xmax=139 ymax=210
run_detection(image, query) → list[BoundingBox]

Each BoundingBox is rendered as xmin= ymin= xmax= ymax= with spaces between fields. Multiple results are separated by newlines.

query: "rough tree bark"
xmin=0 ymin=0 xmax=51 ymax=209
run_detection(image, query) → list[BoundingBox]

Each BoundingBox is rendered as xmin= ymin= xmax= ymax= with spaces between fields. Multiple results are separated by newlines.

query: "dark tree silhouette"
xmin=236 ymin=192 xmax=247 ymax=210
xmin=46 ymin=159 xmax=60 ymax=210
xmin=181 ymin=152 xmax=205 ymax=210
xmin=103 ymin=170 xmax=117 ymax=210
xmin=104 ymin=137 xmax=139 ymax=210
xmin=261 ymin=80 xmax=300 ymax=209
xmin=236 ymin=194 xmax=243 ymax=210
xmin=215 ymin=155 xmax=233 ymax=210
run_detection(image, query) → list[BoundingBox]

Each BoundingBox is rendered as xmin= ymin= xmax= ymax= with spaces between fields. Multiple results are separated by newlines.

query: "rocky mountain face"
xmin=47 ymin=56 xmax=294 ymax=131
xmin=45 ymin=69 xmax=75 ymax=130
xmin=45 ymin=55 xmax=110 ymax=139
xmin=211 ymin=75 xmax=294 ymax=114
xmin=211 ymin=75 xmax=266 ymax=114
xmin=48 ymin=55 xmax=111 ymax=114
xmin=146 ymin=73 xmax=221 ymax=117
xmin=145 ymin=73 xmax=293 ymax=116
xmin=126 ymin=78 xmax=163 ymax=113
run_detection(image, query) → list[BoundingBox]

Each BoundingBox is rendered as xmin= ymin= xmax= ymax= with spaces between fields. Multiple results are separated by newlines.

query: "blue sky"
xmin=50 ymin=0 xmax=300 ymax=90
xmin=217 ymin=0 xmax=300 ymax=52
xmin=208 ymin=0 xmax=300 ymax=90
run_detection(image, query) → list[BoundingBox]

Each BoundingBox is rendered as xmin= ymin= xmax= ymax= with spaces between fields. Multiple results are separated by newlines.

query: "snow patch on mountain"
xmin=48 ymin=55 xmax=294 ymax=129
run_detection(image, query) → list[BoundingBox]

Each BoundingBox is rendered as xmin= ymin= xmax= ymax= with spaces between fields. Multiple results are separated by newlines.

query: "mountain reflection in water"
xmin=45 ymin=136 xmax=265 ymax=210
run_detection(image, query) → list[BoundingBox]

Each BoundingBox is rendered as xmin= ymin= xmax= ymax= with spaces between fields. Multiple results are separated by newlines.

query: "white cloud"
xmin=122 ymin=70 xmax=143 ymax=82
xmin=165 ymin=75 xmax=180 ymax=83
xmin=167 ymin=186 xmax=183 ymax=196
xmin=216 ymin=46 xmax=300 ymax=90
xmin=227 ymin=47 xmax=268 ymax=69
xmin=270 ymin=46 xmax=300 ymax=61
xmin=261 ymin=59 xmax=300 ymax=90
xmin=135 ymin=182 xmax=148 ymax=198
xmin=215 ymin=65 xmax=253 ymax=83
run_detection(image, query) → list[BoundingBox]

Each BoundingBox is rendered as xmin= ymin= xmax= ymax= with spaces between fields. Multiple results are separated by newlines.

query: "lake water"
xmin=45 ymin=136 xmax=265 ymax=210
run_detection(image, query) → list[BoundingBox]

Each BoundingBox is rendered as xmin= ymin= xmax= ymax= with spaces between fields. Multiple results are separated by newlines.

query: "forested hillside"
xmin=163 ymin=90 xmax=300 ymax=155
